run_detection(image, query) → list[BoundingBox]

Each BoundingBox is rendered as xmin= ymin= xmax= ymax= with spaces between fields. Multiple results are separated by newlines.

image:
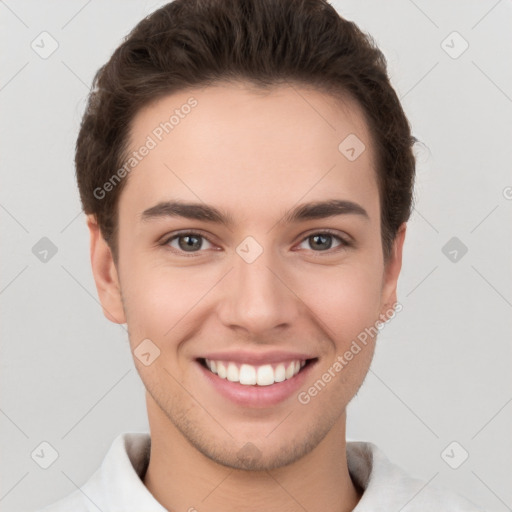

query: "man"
xmin=38 ymin=0 xmax=481 ymax=510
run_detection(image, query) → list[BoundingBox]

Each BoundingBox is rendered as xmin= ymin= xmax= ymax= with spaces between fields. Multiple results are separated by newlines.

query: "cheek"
xmin=121 ymin=263 xmax=216 ymax=341
xmin=300 ymin=266 xmax=380 ymax=344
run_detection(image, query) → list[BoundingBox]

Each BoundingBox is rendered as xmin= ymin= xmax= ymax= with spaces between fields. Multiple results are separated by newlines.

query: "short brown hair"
xmin=75 ymin=0 xmax=418 ymax=264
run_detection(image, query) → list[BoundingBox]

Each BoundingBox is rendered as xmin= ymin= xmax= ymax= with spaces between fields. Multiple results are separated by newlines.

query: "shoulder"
xmin=34 ymin=492 xmax=92 ymax=512
xmin=33 ymin=432 xmax=155 ymax=512
xmin=347 ymin=441 xmax=483 ymax=511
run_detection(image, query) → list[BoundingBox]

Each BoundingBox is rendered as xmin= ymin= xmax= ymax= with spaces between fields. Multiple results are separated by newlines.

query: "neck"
xmin=143 ymin=396 xmax=362 ymax=512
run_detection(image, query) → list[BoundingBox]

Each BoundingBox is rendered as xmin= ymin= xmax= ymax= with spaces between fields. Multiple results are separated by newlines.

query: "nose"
xmin=216 ymin=242 xmax=301 ymax=336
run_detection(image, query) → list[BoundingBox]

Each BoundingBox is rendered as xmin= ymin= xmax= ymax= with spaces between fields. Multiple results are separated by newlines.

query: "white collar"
xmin=40 ymin=432 xmax=480 ymax=511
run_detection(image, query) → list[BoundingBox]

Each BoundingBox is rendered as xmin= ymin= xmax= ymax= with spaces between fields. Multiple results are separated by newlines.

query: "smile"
xmin=201 ymin=358 xmax=307 ymax=386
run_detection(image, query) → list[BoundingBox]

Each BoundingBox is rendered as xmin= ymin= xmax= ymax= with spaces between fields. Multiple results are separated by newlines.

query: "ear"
xmin=378 ymin=222 xmax=407 ymax=321
xmin=87 ymin=214 xmax=126 ymax=324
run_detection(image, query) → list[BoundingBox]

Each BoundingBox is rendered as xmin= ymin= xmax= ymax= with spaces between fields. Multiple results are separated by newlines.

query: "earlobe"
xmin=87 ymin=215 xmax=126 ymax=324
xmin=379 ymin=223 xmax=407 ymax=321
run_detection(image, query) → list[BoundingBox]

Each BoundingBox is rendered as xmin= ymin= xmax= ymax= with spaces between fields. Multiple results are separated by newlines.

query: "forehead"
xmin=119 ymin=82 xmax=379 ymax=227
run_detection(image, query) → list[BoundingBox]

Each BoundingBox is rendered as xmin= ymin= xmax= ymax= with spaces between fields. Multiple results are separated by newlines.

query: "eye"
xmin=161 ymin=229 xmax=351 ymax=257
xmin=296 ymin=230 xmax=350 ymax=253
xmin=162 ymin=231 xmax=214 ymax=254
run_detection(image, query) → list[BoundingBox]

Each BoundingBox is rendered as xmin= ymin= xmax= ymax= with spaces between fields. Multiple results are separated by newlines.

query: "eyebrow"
xmin=140 ymin=199 xmax=369 ymax=227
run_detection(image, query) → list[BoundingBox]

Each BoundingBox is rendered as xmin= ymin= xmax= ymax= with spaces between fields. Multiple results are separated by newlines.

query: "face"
xmin=89 ymin=82 xmax=405 ymax=471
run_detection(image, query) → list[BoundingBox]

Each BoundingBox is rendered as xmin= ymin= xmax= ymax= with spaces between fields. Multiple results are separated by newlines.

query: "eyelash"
xmin=160 ymin=229 xmax=352 ymax=257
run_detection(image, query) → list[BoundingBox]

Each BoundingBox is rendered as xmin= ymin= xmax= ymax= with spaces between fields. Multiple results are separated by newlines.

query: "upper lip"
xmin=198 ymin=350 xmax=317 ymax=365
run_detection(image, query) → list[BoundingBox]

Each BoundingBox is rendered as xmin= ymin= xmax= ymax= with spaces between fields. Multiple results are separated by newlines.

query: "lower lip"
xmin=196 ymin=359 xmax=317 ymax=408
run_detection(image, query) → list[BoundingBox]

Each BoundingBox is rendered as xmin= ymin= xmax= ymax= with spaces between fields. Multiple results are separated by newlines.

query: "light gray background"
xmin=1 ymin=0 xmax=511 ymax=510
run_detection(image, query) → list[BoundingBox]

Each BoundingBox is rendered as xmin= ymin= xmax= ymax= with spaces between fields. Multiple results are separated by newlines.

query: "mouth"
xmin=195 ymin=356 xmax=318 ymax=407
xmin=197 ymin=357 xmax=317 ymax=386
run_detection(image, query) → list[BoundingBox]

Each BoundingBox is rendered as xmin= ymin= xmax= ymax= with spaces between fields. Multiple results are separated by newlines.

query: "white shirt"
xmin=36 ymin=432 xmax=481 ymax=511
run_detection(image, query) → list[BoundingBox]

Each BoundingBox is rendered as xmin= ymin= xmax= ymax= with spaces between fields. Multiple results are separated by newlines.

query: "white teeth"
xmin=285 ymin=361 xmax=295 ymax=380
xmin=256 ymin=364 xmax=274 ymax=386
xmin=216 ymin=361 xmax=227 ymax=379
xmin=274 ymin=363 xmax=286 ymax=383
xmin=204 ymin=358 xmax=305 ymax=386
xmin=226 ymin=362 xmax=239 ymax=382
xmin=239 ymin=364 xmax=257 ymax=385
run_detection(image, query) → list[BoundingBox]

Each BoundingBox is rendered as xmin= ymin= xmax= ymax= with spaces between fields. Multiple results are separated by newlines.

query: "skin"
xmin=88 ymin=81 xmax=406 ymax=512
